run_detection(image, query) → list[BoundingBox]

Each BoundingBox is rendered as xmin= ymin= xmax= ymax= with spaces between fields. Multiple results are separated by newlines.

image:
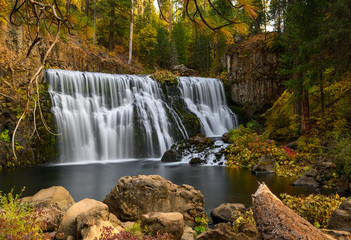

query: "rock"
xmin=161 ymin=149 xmax=180 ymax=162
xmin=327 ymin=200 xmax=351 ymax=233
xmin=80 ymin=220 xmax=124 ymax=240
xmin=222 ymin=133 xmax=230 ymax=143
xmin=173 ymin=64 xmax=196 ymax=76
xmin=103 ymin=175 xmax=205 ymax=226
xmin=316 ymin=161 xmax=337 ymax=181
xmin=189 ymin=135 xmax=210 ymax=145
xmin=292 ymin=170 xmax=319 ymax=188
xmin=321 ymin=229 xmax=351 ymax=240
xmin=237 ymin=222 xmax=259 ymax=240
xmin=305 ymin=169 xmax=318 ymax=178
xmin=189 ymin=157 xmax=205 ymax=165
xmin=56 ymin=198 xmax=110 ymax=239
xmin=210 ymin=203 xmax=245 ymax=224
xmin=337 ymin=175 xmax=350 ymax=193
xmin=252 ymin=155 xmax=275 ymax=174
xmin=197 ymin=223 xmax=236 ymax=240
xmin=20 ymin=186 xmax=74 ymax=212
xmin=252 ymin=183 xmax=330 ymax=239
xmin=181 ymin=226 xmax=195 ymax=240
xmin=20 ymin=186 xmax=75 ymax=232
xmin=141 ymin=212 xmax=184 ymax=240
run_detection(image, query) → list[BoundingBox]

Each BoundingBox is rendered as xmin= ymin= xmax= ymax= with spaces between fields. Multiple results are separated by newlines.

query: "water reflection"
xmin=0 ymin=160 xmax=334 ymax=212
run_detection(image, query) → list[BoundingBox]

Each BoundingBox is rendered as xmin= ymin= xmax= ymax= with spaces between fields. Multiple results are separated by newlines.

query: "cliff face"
xmin=226 ymin=33 xmax=284 ymax=117
xmin=0 ymin=23 xmax=141 ymax=166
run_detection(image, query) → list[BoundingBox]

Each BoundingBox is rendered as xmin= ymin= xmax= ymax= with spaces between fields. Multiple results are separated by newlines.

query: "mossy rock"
xmin=151 ymin=70 xmax=178 ymax=86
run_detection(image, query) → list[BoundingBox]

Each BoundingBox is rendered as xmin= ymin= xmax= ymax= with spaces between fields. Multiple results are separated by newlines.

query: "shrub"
xmin=0 ymin=188 xmax=51 ymax=240
xmin=194 ymin=214 xmax=209 ymax=235
xmin=99 ymin=224 xmax=172 ymax=240
xmin=151 ymin=70 xmax=178 ymax=86
xmin=281 ymin=193 xmax=345 ymax=228
xmin=232 ymin=208 xmax=255 ymax=233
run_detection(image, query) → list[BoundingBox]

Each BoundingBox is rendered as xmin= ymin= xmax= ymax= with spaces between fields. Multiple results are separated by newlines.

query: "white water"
xmin=46 ymin=69 xmax=238 ymax=163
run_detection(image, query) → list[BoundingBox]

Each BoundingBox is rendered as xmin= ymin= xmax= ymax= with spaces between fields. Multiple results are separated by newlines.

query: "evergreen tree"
xmin=171 ymin=21 xmax=187 ymax=65
xmin=155 ymin=26 xmax=171 ymax=68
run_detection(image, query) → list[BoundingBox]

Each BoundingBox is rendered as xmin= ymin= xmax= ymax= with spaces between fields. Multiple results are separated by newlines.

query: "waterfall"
xmin=46 ymin=69 xmax=238 ymax=163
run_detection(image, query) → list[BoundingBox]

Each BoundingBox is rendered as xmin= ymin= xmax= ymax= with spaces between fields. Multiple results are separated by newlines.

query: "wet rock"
xmin=210 ymin=203 xmax=245 ymax=224
xmin=141 ymin=212 xmax=184 ymax=240
xmin=252 ymin=155 xmax=275 ymax=174
xmin=222 ymin=133 xmax=230 ymax=143
xmin=161 ymin=149 xmax=181 ymax=162
xmin=327 ymin=200 xmax=351 ymax=233
xmin=189 ymin=157 xmax=205 ymax=165
xmin=103 ymin=175 xmax=204 ymax=226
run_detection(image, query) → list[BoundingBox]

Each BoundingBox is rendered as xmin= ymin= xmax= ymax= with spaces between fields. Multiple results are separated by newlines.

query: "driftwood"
xmin=252 ymin=183 xmax=333 ymax=240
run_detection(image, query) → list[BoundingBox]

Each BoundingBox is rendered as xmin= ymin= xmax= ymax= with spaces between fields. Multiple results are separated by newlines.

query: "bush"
xmin=151 ymin=70 xmax=178 ymax=86
xmin=232 ymin=208 xmax=255 ymax=233
xmin=0 ymin=188 xmax=51 ymax=240
xmin=281 ymin=193 xmax=345 ymax=228
xmin=225 ymin=126 xmax=310 ymax=177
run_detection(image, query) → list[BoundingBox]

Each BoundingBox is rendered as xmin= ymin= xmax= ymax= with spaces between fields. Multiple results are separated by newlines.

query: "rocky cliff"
xmin=0 ymin=23 xmax=141 ymax=167
xmin=226 ymin=33 xmax=284 ymax=117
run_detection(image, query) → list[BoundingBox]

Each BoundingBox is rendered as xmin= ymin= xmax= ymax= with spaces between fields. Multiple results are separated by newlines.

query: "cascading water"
xmin=46 ymin=69 xmax=238 ymax=163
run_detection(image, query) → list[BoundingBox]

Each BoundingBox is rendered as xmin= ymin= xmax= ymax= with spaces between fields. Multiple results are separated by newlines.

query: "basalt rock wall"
xmin=226 ymin=33 xmax=284 ymax=117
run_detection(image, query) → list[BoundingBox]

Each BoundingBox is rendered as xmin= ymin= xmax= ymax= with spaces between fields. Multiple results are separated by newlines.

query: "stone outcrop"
xmin=103 ymin=175 xmax=205 ymax=226
xmin=210 ymin=203 xmax=245 ymax=224
xmin=226 ymin=33 xmax=284 ymax=116
xmin=140 ymin=212 xmax=184 ymax=240
xmin=292 ymin=169 xmax=319 ymax=187
xmin=173 ymin=64 xmax=196 ymax=76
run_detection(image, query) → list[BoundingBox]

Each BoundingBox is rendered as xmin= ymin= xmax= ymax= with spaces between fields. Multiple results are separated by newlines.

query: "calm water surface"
xmin=0 ymin=160 xmax=330 ymax=212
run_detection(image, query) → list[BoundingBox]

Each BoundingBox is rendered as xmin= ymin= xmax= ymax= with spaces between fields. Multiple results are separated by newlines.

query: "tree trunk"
xmin=128 ymin=0 xmax=134 ymax=65
xmin=301 ymin=89 xmax=310 ymax=134
xmin=85 ymin=0 xmax=89 ymax=15
xmin=93 ymin=0 xmax=96 ymax=48
xmin=168 ymin=0 xmax=172 ymax=32
xmin=252 ymin=183 xmax=333 ymax=240
xmin=109 ymin=19 xmax=115 ymax=51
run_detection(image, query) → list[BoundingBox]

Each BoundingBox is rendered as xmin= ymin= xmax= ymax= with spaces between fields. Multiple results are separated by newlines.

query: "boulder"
xmin=197 ymin=223 xmax=236 ymax=240
xmin=141 ymin=212 xmax=184 ymax=240
xmin=210 ymin=203 xmax=245 ymax=224
xmin=292 ymin=169 xmax=319 ymax=187
xmin=181 ymin=226 xmax=195 ymax=240
xmin=20 ymin=186 xmax=75 ymax=232
xmin=161 ymin=149 xmax=180 ymax=162
xmin=56 ymin=198 xmax=111 ymax=239
xmin=252 ymin=155 xmax=275 ymax=174
xmin=80 ymin=220 xmax=124 ymax=240
xmin=103 ymin=175 xmax=204 ymax=226
xmin=189 ymin=157 xmax=206 ymax=165
xmin=20 ymin=186 xmax=74 ymax=212
xmin=327 ymin=200 xmax=351 ymax=233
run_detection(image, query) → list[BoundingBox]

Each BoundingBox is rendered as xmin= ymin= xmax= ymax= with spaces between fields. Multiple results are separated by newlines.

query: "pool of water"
xmin=0 ymin=160 xmax=331 ymax=213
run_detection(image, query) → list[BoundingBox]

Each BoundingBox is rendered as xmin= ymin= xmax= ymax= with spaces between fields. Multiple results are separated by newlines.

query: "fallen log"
xmin=252 ymin=183 xmax=333 ymax=240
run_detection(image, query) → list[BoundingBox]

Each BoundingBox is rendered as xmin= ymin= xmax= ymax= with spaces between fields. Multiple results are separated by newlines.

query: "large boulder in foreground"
xmin=252 ymin=183 xmax=333 ymax=239
xmin=56 ymin=198 xmax=116 ymax=239
xmin=20 ymin=186 xmax=75 ymax=231
xmin=103 ymin=175 xmax=204 ymax=226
